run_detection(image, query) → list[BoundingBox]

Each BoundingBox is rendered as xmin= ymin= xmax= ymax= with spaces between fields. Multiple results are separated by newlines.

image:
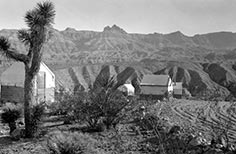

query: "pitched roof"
xmin=1 ymin=62 xmax=25 ymax=86
xmin=140 ymin=75 xmax=171 ymax=86
xmin=41 ymin=62 xmax=55 ymax=78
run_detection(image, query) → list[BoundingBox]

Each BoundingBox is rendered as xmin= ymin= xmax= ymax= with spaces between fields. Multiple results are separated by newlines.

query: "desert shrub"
xmin=92 ymin=89 xmax=133 ymax=129
xmin=135 ymin=113 xmax=173 ymax=153
xmin=135 ymin=109 xmax=201 ymax=154
xmin=52 ymin=76 xmax=136 ymax=131
xmin=52 ymin=88 xmax=132 ymax=131
xmin=29 ymin=102 xmax=46 ymax=137
xmin=45 ymin=131 xmax=102 ymax=154
xmin=74 ymin=79 xmax=135 ymax=130
xmin=72 ymin=92 xmax=100 ymax=128
xmin=137 ymin=114 xmax=171 ymax=133
xmin=49 ymin=90 xmax=75 ymax=116
xmin=92 ymin=127 xmax=142 ymax=154
xmin=48 ymin=90 xmax=82 ymax=125
xmin=199 ymin=88 xmax=226 ymax=101
xmin=47 ymin=102 xmax=62 ymax=116
xmin=1 ymin=103 xmax=22 ymax=133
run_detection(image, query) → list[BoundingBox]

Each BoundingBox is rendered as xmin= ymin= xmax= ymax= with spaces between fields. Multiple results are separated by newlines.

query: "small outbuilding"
xmin=1 ymin=62 xmax=55 ymax=103
xmin=173 ymin=82 xmax=183 ymax=99
xmin=119 ymin=83 xmax=135 ymax=96
xmin=140 ymin=75 xmax=173 ymax=99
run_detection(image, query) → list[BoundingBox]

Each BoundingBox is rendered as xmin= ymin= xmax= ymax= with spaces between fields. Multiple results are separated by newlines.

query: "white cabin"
xmin=1 ymin=62 xmax=55 ymax=103
xmin=119 ymin=83 xmax=135 ymax=96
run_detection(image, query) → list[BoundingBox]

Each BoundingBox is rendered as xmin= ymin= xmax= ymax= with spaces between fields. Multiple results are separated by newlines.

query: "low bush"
xmin=73 ymin=89 xmax=134 ymax=130
xmin=45 ymin=131 xmax=102 ymax=154
xmin=49 ymin=91 xmax=81 ymax=125
xmin=49 ymin=91 xmax=76 ymax=116
xmin=29 ymin=102 xmax=46 ymax=137
xmin=53 ymin=77 xmax=136 ymax=131
xmin=1 ymin=103 xmax=22 ymax=133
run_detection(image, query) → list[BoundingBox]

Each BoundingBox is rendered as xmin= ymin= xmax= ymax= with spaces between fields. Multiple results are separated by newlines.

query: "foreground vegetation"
xmin=0 ymin=1 xmax=55 ymax=137
xmin=0 ymin=90 xmax=236 ymax=154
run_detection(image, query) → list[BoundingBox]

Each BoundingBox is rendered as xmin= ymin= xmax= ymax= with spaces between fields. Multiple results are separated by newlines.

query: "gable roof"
xmin=140 ymin=75 xmax=171 ymax=86
xmin=1 ymin=62 xmax=54 ymax=87
xmin=41 ymin=62 xmax=55 ymax=77
xmin=1 ymin=62 xmax=25 ymax=86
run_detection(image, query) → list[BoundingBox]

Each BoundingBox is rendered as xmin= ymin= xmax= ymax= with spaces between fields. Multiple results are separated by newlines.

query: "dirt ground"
xmin=168 ymin=99 xmax=236 ymax=142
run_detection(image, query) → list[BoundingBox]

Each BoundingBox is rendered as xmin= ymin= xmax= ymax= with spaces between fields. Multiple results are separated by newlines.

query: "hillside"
xmin=154 ymin=61 xmax=231 ymax=98
xmin=54 ymin=64 xmax=151 ymax=92
xmin=0 ymin=25 xmax=236 ymax=98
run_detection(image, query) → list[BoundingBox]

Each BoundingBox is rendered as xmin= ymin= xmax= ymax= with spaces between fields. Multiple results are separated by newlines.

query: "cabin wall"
xmin=174 ymin=89 xmax=183 ymax=95
xmin=37 ymin=87 xmax=55 ymax=103
xmin=140 ymin=86 xmax=168 ymax=95
xmin=139 ymin=94 xmax=164 ymax=100
xmin=1 ymin=85 xmax=24 ymax=103
xmin=1 ymin=85 xmax=55 ymax=103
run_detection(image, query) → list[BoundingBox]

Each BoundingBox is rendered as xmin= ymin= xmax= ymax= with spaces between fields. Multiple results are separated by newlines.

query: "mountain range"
xmin=0 ymin=25 xmax=236 ymax=99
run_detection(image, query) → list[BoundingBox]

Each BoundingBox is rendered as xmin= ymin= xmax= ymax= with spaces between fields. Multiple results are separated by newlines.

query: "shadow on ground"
xmin=0 ymin=136 xmax=13 ymax=146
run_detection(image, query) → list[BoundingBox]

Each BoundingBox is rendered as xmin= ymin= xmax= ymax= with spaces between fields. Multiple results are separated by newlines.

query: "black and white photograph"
xmin=0 ymin=0 xmax=235 ymax=153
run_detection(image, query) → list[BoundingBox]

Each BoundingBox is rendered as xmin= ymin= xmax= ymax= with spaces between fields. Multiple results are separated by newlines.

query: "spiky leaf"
xmin=0 ymin=36 xmax=10 ymax=51
xmin=25 ymin=1 xmax=55 ymax=29
xmin=36 ymin=1 xmax=55 ymax=25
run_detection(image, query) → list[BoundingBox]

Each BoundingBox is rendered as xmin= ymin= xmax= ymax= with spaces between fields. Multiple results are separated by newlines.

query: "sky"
xmin=0 ymin=0 xmax=236 ymax=36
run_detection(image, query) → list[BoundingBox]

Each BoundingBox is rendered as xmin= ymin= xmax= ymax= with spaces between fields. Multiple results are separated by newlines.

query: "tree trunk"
xmin=24 ymin=65 xmax=35 ymax=138
xmin=9 ymin=121 xmax=17 ymax=134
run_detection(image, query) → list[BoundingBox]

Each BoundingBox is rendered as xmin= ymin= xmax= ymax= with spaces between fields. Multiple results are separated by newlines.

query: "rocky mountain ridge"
xmin=1 ymin=25 xmax=236 ymax=66
xmin=0 ymin=25 xmax=236 ymax=98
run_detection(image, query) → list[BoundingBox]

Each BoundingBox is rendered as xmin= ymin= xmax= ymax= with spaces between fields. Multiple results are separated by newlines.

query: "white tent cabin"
xmin=119 ymin=83 xmax=135 ymax=96
xmin=0 ymin=62 xmax=55 ymax=103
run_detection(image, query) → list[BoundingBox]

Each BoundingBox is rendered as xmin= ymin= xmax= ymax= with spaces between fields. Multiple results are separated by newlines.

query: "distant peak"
xmin=166 ymin=31 xmax=188 ymax=38
xmin=111 ymin=24 xmax=123 ymax=30
xmin=64 ymin=27 xmax=77 ymax=32
xmin=103 ymin=24 xmax=127 ymax=34
xmin=169 ymin=31 xmax=184 ymax=35
xmin=103 ymin=26 xmax=111 ymax=31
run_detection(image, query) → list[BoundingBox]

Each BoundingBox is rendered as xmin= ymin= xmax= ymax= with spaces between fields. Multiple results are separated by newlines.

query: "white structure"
xmin=119 ymin=83 xmax=135 ymax=96
xmin=140 ymin=75 xmax=173 ymax=98
xmin=1 ymin=62 xmax=55 ymax=103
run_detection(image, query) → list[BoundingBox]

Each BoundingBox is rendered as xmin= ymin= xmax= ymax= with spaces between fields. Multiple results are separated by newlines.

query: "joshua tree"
xmin=0 ymin=1 xmax=55 ymax=137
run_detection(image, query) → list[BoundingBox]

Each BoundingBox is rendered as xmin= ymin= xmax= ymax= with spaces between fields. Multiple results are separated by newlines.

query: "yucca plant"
xmin=0 ymin=1 xmax=55 ymax=138
xmin=1 ymin=104 xmax=22 ymax=134
xmin=29 ymin=102 xmax=45 ymax=137
xmin=77 ymin=76 xmax=134 ymax=130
